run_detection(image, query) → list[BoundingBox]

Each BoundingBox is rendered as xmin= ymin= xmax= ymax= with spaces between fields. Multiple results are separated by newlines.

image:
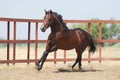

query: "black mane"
xmin=52 ymin=12 xmax=63 ymax=23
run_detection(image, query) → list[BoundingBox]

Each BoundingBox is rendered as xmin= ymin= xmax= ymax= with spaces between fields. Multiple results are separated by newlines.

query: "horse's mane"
xmin=52 ymin=12 xmax=63 ymax=23
xmin=49 ymin=11 xmax=69 ymax=30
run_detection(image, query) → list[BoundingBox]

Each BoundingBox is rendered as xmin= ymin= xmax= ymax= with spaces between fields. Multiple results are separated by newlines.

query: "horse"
xmin=36 ymin=10 xmax=96 ymax=71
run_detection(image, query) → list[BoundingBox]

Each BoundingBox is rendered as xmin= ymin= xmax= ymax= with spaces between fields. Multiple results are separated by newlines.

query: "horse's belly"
xmin=58 ymin=44 xmax=75 ymax=50
xmin=58 ymin=39 xmax=80 ymax=50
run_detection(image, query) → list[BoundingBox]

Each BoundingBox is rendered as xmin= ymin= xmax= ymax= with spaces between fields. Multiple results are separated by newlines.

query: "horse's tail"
xmin=89 ymin=36 xmax=96 ymax=53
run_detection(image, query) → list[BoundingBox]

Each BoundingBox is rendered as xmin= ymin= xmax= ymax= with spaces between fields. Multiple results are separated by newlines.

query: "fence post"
xmin=64 ymin=50 xmax=66 ymax=64
xmin=7 ymin=21 xmax=10 ymax=65
xmin=27 ymin=22 xmax=31 ymax=64
xmin=88 ymin=23 xmax=91 ymax=63
xmin=13 ymin=21 xmax=16 ymax=65
xmin=54 ymin=51 xmax=57 ymax=64
xmin=64 ymin=23 xmax=67 ymax=64
xmin=99 ymin=23 xmax=102 ymax=63
xmin=35 ymin=22 xmax=38 ymax=63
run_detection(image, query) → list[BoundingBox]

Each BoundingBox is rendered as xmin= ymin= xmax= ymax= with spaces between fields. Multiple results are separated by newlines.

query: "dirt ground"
xmin=0 ymin=47 xmax=120 ymax=80
xmin=0 ymin=61 xmax=120 ymax=80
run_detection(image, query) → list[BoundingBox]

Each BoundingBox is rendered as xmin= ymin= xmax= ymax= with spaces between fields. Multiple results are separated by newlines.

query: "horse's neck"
xmin=51 ymin=21 xmax=68 ymax=34
xmin=51 ymin=24 xmax=60 ymax=33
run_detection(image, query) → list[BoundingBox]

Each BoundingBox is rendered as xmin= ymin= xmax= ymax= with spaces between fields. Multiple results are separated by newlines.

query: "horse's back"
xmin=58 ymin=28 xmax=91 ymax=50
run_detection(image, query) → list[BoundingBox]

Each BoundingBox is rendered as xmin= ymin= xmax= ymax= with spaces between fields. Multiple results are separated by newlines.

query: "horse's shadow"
xmin=53 ymin=68 xmax=103 ymax=73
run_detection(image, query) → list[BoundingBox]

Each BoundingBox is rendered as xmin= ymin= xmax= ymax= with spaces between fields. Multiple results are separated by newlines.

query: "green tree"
xmin=104 ymin=23 xmax=120 ymax=46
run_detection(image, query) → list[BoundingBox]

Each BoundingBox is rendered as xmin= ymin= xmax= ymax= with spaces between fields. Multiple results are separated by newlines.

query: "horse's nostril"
xmin=41 ymin=28 xmax=45 ymax=32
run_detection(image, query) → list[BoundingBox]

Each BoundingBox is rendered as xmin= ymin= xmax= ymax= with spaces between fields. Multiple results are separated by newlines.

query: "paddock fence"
xmin=0 ymin=17 xmax=120 ymax=65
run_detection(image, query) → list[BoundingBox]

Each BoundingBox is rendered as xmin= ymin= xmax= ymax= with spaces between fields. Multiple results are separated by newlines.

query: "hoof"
xmin=36 ymin=65 xmax=42 ymax=71
xmin=35 ymin=62 xmax=37 ymax=66
xmin=35 ymin=61 xmax=39 ymax=66
xmin=78 ymin=67 xmax=85 ymax=72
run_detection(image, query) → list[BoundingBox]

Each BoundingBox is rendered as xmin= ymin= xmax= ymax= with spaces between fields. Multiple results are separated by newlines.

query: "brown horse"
xmin=36 ymin=10 xmax=96 ymax=71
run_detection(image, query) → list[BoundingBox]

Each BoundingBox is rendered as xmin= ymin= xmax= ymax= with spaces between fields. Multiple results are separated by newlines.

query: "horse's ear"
xmin=50 ymin=10 xmax=52 ymax=14
xmin=44 ymin=9 xmax=47 ymax=15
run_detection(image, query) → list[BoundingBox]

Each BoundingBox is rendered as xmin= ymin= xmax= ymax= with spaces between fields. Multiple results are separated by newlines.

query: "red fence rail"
xmin=0 ymin=17 xmax=120 ymax=65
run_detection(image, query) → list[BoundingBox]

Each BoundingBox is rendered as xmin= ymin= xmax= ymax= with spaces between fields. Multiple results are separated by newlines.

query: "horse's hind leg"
xmin=72 ymin=57 xmax=79 ymax=69
xmin=78 ymin=54 xmax=82 ymax=70
xmin=71 ymin=55 xmax=82 ymax=70
xmin=71 ymin=48 xmax=82 ymax=70
xmin=75 ymin=47 xmax=85 ymax=70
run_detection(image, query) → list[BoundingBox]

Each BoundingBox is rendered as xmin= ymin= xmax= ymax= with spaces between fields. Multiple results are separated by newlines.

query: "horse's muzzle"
xmin=40 ymin=26 xmax=46 ymax=32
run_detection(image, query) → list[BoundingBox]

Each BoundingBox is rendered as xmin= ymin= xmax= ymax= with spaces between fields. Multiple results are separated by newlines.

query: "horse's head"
xmin=40 ymin=10 xmax=55 ymax=32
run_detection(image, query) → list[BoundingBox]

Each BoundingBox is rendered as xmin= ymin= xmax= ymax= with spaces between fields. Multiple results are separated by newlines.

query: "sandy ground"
xmin=0 ymin=47 xmax=120 ymax=80
xmin=0 ymin=61 xmax=120 ymax=80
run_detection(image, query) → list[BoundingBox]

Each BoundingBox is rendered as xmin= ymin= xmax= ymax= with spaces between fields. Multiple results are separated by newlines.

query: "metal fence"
xmin=0 ymin=17 xmax=120 ymax=65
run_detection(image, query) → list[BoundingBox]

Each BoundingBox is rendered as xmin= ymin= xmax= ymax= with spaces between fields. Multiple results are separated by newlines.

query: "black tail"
xmin=89 ymin=37 xmax=96 ymax=53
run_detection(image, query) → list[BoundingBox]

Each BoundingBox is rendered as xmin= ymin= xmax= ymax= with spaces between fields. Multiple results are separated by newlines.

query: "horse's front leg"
xmin=36 ymin=50 xmax=49 ymax=71
xmin=36 ymin=45 xmax=58 ymax=71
